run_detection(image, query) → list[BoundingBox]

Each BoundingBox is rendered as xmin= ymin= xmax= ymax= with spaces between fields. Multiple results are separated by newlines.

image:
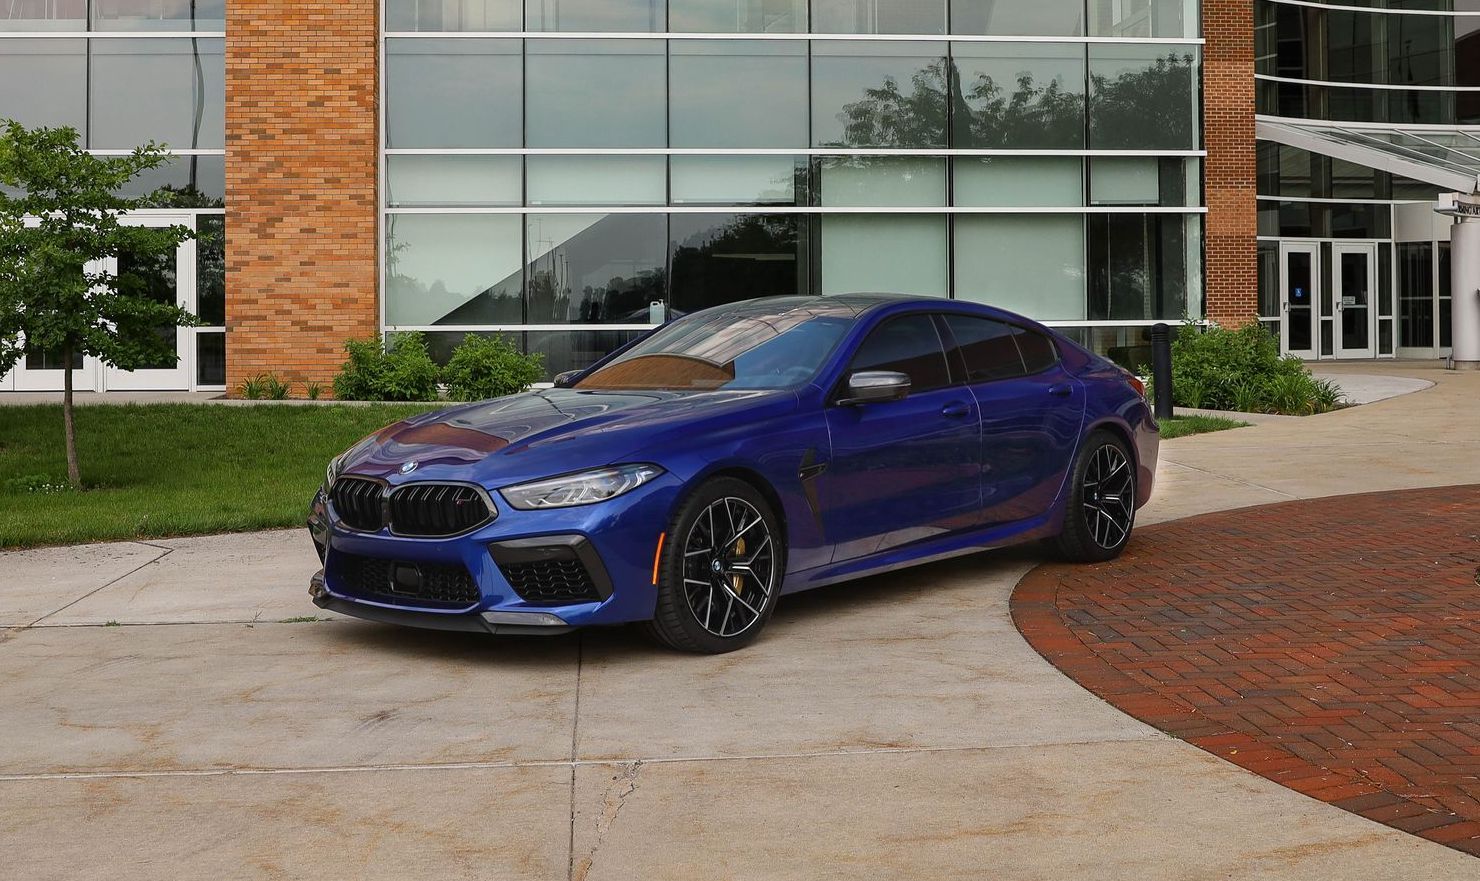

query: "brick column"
xmin=1202 ymin=0 xmax=1259 ymax=328
xmin=225 ymin=1 xmax=379 ymax=396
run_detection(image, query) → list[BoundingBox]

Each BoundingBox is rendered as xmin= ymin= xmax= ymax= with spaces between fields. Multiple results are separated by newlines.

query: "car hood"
xmin=339 ymin=387 xmax=795 ymax=488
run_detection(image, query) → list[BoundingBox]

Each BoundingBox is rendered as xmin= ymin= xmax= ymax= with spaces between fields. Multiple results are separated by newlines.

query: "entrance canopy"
xmin=1257 ymin=118 xmax=1480 ymax=196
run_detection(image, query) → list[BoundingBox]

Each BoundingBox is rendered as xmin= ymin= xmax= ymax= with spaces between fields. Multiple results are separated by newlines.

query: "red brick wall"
xmin=1202 ymin=0 xmax=1259 ymax=327
xmin=225 ymin=0 xmax=379 ymax=396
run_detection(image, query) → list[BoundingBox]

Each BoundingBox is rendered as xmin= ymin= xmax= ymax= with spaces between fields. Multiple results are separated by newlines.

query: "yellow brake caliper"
xmin=731 ymin=537 xmax=746 ymax=593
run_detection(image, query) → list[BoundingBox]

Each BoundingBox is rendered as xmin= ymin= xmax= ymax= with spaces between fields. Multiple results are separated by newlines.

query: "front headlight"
xmin=500 ymin=464 xmax=664 ymax=511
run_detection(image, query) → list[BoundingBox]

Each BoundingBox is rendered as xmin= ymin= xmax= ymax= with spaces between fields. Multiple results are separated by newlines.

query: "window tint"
xmin=944 ymin=315 xmax=1025 ymax=382
xmin=1011 ymin=327 xmax=1060 ymax=373
xmin=847 ymin=315 xmax=950 ymax=393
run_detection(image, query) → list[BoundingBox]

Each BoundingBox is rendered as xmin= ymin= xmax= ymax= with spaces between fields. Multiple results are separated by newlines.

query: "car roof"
xmin=724 ymin=294 xmax=1039 ymax=328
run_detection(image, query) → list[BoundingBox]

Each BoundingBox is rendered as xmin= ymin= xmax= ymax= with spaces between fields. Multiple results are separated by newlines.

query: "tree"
xmin=0 ymin=121 xmax=196 ymax=488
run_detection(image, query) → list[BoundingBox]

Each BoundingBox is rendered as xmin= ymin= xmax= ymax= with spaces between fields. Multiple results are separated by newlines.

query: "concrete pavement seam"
xmin=0 ymin=733 xmax=1171 ymax=783
xmin=0 ymin=543 xmax=173 ymax=644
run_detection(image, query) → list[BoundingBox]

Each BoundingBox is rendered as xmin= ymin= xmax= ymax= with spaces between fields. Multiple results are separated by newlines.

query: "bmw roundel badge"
xmin=400 ymin=461 xmax=418 ymax=475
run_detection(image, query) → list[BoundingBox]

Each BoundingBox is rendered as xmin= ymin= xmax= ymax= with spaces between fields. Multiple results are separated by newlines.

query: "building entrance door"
xmin=1279 ymin=241 xmax=1319 ymax=360
xmin=1333 ymin=242 xmax=1377 ymax=360
xmin=103 ymin=215 xmax=197 ymax=391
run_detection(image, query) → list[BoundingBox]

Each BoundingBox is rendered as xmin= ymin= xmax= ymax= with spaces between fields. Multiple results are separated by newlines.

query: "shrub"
xmin=442 ymin=334 xmax=546 ymax=402
xmin=1166 ymin=322 xmax=1345 ymax=416
xmin=332 ymin=333 xmax=441 ymax=402
xmin=305 ymin=381 xmax=323 ymax=401
xmin=262 ymin=373 xmax=290 ymax=400
xmin=239 ymin=374 xmax=267 ymax=400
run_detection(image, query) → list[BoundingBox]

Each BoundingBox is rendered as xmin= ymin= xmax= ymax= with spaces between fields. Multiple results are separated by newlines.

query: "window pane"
xmin=196 ymin=331 xmax=225 ymax=386
xmin=530 ymin=330 xmax=646 ymax=377
xmin=943 ymin=315 xmax=1025 ymax=382
xmin=848 ymin=315 xmax=950 ymax=393
xmin=1398 ymin=242 xmax=1435 ymax=348
xmin=1089 ymin=44 xmax=1199 ymax=149
xmin=819 ymin=156 xmax=945 ymax=207
xmin=812 ymin=41 xmax=948 ymax=148
xmin=1012 ymin=328 xmax=1059 ymax=372
xmin=670 ymin=156 xmax=801 ymax=206
xmin=1088 ymin=0 xmax=1196 ymax=39
xmin=386 ymin=0 xmax=521 ymax=31
xmin=0 ymin=44 xmax=85 ymax=156
xmin=953 ymin=43 xmax=1085 ymax=149
xmin=526 ymin=0 xmax=662 ymax=31
xmin=669 ymin=0 xmax=805 ymax=33
xmin=526 ymin=213 xmax=667 ymax=324
xmin=386 ymin=214 xmax=523 ymax=326
xmin=526 ymin=39 xmax=665 ymax=147
xmin=813 ymin=0 xmax=945 ymax=34
xmin=0 ymin=0 xmax=84 ymax=30
xmin=670 ymin=41 xmax=808 ymax=148
xmin=951 ymin=0 xmax=1083 ymax=36
xmin=91 ymin=0 xmax=224 ymax=30
xmin=115 ymin=154 xmax=225 ymax=207
xmin=1087 ymin=213 xmax=1192 ymax=320
xmin=821 ymin=215 xmax=947 ymax=297
xmin=89 ymin=38 xmax=224 ymax=149
xmin=527 ymin=156 xmax=666 ymax=206
xmin=196 ymin=215 xmax=225 ymax=326
xmin=386 ymin=155 xmax=521 ymax=207
xmin=1089 ymin=157 xmax=1159 ymax=205
xmin=953 ymin=157 xmax=1082 ymax=207
xmin=386 ymin=38 xmax=521 ymax=148
xmin=670 ymin=214 xmax=804 ymax=315
xmin=954 ymin=215 xmax=1084 ymax=320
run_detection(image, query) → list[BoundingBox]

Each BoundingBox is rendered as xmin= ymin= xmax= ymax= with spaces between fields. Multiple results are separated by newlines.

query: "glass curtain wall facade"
xmin=382 ymin=0 xmax=1206 ymax=375
xmin=0 ymin=1 xmax=227 ymax=390
xmin=1254 ymin=0 xmax=1479 ymax=359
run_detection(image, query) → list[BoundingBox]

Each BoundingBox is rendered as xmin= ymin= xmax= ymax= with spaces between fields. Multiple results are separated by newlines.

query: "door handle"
xmin=1048 ymin=384 xmax=1073 ymax=398
xmin=941 ymin=402 xmax=972 ymax=419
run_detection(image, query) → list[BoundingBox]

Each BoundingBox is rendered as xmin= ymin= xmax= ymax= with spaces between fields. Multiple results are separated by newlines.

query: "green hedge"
xmin=331 ymin=332 xmax=545 ymax=402
xmin=1153 ymin=323 xmax=1345 ymax=416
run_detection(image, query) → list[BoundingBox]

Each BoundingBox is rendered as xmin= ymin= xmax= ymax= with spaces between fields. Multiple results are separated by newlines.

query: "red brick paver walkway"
xmin=1013 ymin=485 xmax=1480 ymax=855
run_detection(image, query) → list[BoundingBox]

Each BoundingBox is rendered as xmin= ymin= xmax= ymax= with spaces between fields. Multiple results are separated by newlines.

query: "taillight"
xmin=1126 ymin=373 xmax=1146 ymax=397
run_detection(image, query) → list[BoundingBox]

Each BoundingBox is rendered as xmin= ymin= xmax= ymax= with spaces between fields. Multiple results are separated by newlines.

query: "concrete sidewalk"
xmin=2 ymin=366 xmax=1479 ymax=880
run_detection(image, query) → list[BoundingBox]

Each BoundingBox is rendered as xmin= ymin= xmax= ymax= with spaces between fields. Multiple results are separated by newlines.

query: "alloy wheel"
xmin=681 ymin=496 xmax=777 ymax=638
xmin=1083 ymin=444 xmax=1135 ymax=550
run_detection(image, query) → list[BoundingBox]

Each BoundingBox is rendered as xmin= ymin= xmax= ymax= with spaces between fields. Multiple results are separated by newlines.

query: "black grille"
xmin=336 ymin=552 xmax=481 ymax=606
xmin=330 ymin=476 xmax=385 ymax=532
xmin=389 ymin=483 xmax=493 ymax=537
xmin=499 ymin=558 xmax=602 ymax=605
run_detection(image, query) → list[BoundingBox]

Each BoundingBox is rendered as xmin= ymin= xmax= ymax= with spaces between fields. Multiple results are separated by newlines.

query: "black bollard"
xmin=1150 ymin=323 xmax=1174 ymax=421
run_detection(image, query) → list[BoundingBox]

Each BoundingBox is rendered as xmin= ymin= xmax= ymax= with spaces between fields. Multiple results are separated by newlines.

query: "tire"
xmin=645 ymin=477 xmax=785 ymax=654
xmin=1054 ymin=430 xmax=1137 ymax=563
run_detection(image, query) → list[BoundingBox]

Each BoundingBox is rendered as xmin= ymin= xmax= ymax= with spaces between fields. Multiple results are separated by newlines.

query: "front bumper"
xmin=306 ymin=471 xmax=681 ymax=630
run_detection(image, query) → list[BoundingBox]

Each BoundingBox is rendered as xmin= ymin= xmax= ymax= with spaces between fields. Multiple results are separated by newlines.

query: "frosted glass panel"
xmin=527 ymin=156 xmax=666 ymax=206
xmin=670 ymin=156 xmax=800 ymax=205
xmin=819 ymin=157 xmax=946 ymax=206
xmin=526 ymin=39 xmax=665 ymax=147
xmin=1089 ymin=157 xmax=1160 ymax=205
xmin=386 ymin=215 xmax=523 ymax=326
xmin=386 ymin=155 xmax=521 ymax=207
xmin=954 ymin=215 xmax=1085 ymax=320
xmin=822 ymin=215 xmax=948 ymax=297
xmin=670 ymin=0 xmax=806 ymax=34
xmin=953 ymin=157 xmax=1082 ymax=207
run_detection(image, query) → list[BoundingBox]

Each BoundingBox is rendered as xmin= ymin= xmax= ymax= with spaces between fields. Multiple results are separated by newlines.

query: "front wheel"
xmin=1054 ymin=430 xmax=1137 ymax=563
xmin=645 ymin=477 xmax=784 ymax=654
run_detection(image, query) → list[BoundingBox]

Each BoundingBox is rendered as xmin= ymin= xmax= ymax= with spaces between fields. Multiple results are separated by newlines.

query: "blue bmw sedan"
xmin=307 ymin=295 xmax=1158 ymax=653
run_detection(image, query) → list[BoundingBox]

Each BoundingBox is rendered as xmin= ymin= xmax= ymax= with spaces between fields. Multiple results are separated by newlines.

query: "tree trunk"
xmin=62 ymin=342 xmax=81 ymax=490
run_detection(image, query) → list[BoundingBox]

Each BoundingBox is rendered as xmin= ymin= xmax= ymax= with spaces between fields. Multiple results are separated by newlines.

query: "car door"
xmin=819 ymin=313 xmax=982 ymax=563
xmin=939 ymin=314 xmax=1085 ymax=525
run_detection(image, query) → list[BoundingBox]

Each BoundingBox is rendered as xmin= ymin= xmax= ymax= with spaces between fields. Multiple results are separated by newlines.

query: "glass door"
xmin=1333 ymin=242 xmax=1377 ymax=359
xmin=103 ymin=215 xmax=196 ymax=391
xmin=1279 ymin=241 xmax=1319 ymax=360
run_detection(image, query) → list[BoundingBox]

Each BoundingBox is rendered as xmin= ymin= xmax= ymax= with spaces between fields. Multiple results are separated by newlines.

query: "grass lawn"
xmin=1158 ymin=414 xmax=1248 ymax=440
xmin=0 ymin=403 xmax=438 ymax=549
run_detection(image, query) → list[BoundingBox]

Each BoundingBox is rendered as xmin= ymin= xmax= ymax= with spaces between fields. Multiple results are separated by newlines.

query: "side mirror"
xmin=838 ymin=370 xmax=911 ymax=406
xmin=552 ymin=370 xmax=582 ymax=388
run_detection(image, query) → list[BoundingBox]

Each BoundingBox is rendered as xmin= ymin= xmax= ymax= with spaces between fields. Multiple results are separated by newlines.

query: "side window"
xmin=847 ymin=314 xmax=951 ymax=393
xmin=943 ymin=315 xmax=1026 ymax=382
xmin=1011 ymin=327 xmax=1060 ymax=374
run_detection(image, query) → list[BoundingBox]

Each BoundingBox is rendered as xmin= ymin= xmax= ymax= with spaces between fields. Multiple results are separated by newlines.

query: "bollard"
xmin=1150 ymin=323 xmax=1174 ymax=421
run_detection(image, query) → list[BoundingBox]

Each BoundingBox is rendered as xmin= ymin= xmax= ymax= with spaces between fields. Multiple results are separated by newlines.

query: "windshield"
xmin=574 ymin=300 xmax=857 ymax=391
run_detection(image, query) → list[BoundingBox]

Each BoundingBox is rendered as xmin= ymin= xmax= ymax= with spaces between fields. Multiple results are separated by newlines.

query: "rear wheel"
xmin=1054 ymin=430 xmax=1137 ymax=563
xmin=646 ymin=477 xmax=784 ymax=654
